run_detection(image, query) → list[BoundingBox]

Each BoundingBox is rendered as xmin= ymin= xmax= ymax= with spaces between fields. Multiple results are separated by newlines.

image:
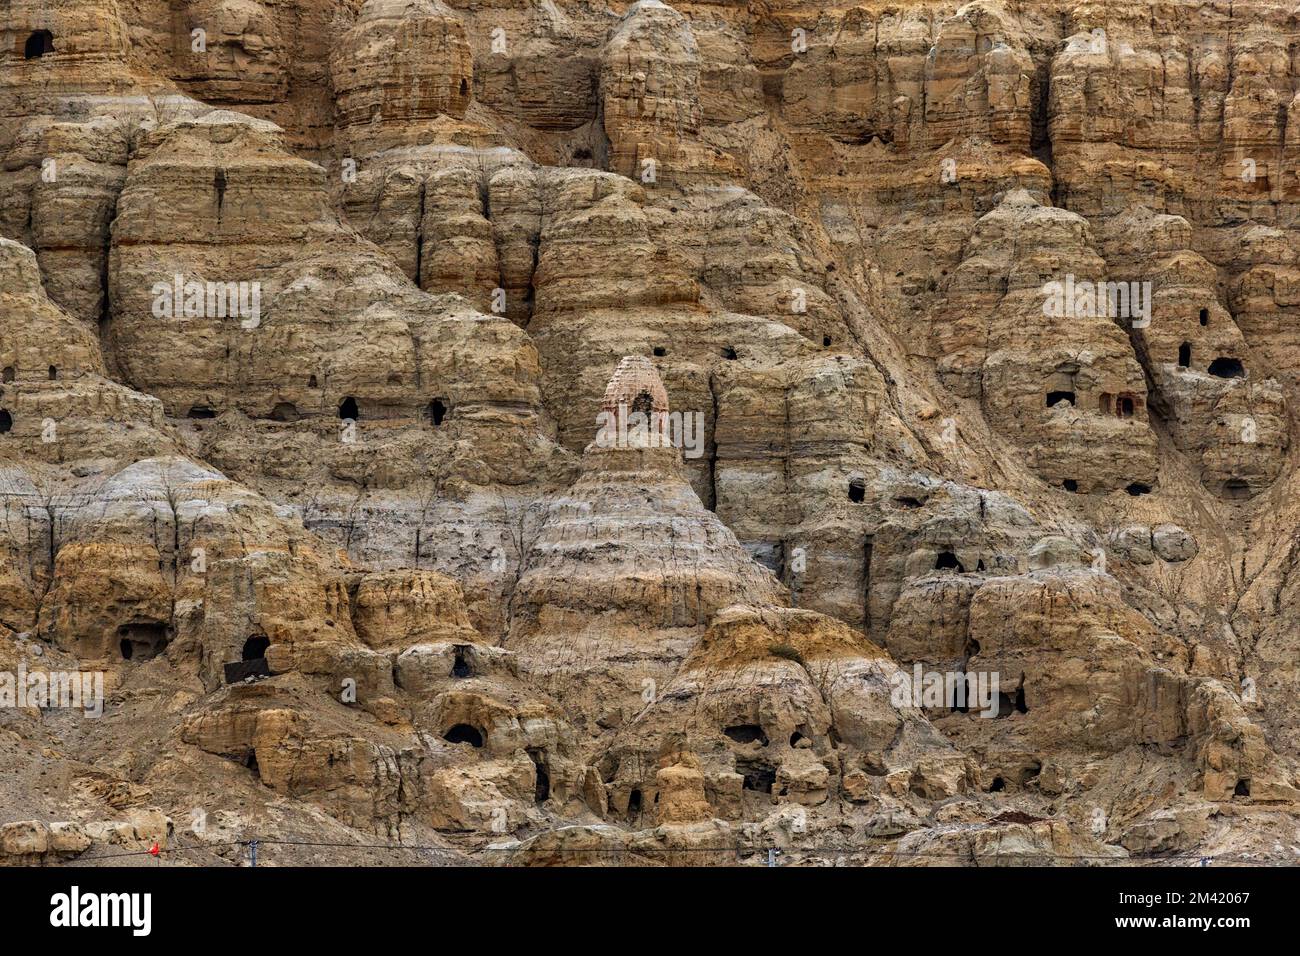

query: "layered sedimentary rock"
xmin=2 ymin=0 xmax=1300 ymax=868
xmin=509 ymin=359 xmax=783 ymax=730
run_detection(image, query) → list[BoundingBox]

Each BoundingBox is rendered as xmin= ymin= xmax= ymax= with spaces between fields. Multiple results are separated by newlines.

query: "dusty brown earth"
xmin=1 ymin=0 xmax=1300 ymax=867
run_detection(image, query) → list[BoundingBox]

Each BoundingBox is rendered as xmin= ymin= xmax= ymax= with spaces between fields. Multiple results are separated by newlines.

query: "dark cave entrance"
xmin=443 ymin=723 xmax=483 ymax=748
xmin=529 ymin=749 xmax=550 ymax=803
xmin=451 ymin=646 xmax=472 ymax=678
xmin=428 ymin=398 xmax=447 ymax=426
xmin=339 ymin=396 xmax=359 ymax=419
xmin=242 ymin=635 xmax=270 ymax=662
xmin=935 ymin=550 xmax=965 ymax=572
xmin=723 ymin=724 xmax=769 ymax=746
xmin=118 ymin=622 xmax=169 ymax=661
xmin=1208 ymin=357 xmax=1245 ymax=379
xmin=25 ymin=30 xmax=54 ymax=59
xmin=737 ymin=758 xmax=777 ymax=794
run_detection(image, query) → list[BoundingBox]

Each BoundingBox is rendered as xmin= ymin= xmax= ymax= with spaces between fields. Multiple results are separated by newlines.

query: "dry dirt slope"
xmin=0 ymin=0 xmax=1299 ymax=865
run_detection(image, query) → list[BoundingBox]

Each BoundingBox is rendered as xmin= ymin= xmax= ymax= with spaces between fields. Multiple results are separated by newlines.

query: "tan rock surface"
xmin=0 ymin=0 xmax=1299 ymax=867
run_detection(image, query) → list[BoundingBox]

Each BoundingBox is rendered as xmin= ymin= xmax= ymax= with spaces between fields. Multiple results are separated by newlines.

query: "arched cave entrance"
xmin=118 ymin=622 xmax=169 ymax=661
xmin=25 ymin=30 xmax=54 ymax=59
xmin=443 ymin=723 xmax=483 ymax=748
xmin=935 ymin=550 xmax=965 ymax=572
xmin=723 ymin=724 xmax=769 ymax=746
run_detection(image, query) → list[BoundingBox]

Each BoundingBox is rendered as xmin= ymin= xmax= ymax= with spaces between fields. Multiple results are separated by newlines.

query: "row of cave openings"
xmin=118 ymin=626 xmax=273 ymax=668
xmin=432 ymin=648 xmax=550 ymax=801
xmin=0 ymin=366 xmax=61 ymax=435
xmin=609 ymin=724 xmax=824 ymax=818
xmin=1183 ymin=309 xmax=1248 ymax=377
xmin=724 ymin=724 xmax=813 ymax=800
xmin=187 ymin=392 xmax=450 ymax=426
xmin=650 ymin=336 xmax=835 ymax=362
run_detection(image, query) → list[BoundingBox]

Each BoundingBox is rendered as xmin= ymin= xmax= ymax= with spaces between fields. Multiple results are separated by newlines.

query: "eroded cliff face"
xmin=1 ymin=0 xmax=1299 ymax=866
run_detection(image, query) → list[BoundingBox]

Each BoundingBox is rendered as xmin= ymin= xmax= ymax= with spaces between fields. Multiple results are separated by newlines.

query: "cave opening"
xmin=118 ymin=622 xmax=169 ymax=662
xmin=935 ymin=550 xmax=965 ymax=572
xmin=1223 ymin=479 xmax=1251 ymax=500
xmin=529 ymin=749 xmax=550 ymax=803
xmin=187 ymin=406 xmax=216 ymax=419
xmin=0 ymin=410 xmax=11 ymax=434
xmin=1208 ymin=357 xmax=1245 ymax=379
xmin=724 ymin=724 xmax=768 ymax=746
xmin=451 ymin=646 xmax=472 ymax=678
xmin=1126 ymin=482 xmax=1152 ymax=496
xmin=25 ymin=30 xmax=54 ymax=59
xmin=242 ymin=635 xmax=270 ymax=661
xmin=721 ymin=346 xmax=738 ymax=360
xmin=737 ymin=758 xmax=777 ymax=794
xmin=849 ymin=477 xmax=865 ymax=503
xmin=1045 ymin=390 xmax=1075 ymax=407
xmin=1062 ymin=479 xmax=1078 ymax=492
xmin=270 ymin=402 xmax=298 ymax=422
xmin=1178 ymin=342 xmax=1191 ymax=367
xmin=429 ymin=398 xmax=447 ymax=426
xmin=443 ymin=723 xmax=483 ymax=748
xmin=1199 ymin=308 xmax=1209 ymax=326
xmin=339 ymin=396 xmax=359 ymax=420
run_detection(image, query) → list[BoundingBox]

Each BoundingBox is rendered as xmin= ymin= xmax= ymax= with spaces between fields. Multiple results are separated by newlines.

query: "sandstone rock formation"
xmin=2 ymin=0 xmax=1300 ymax=869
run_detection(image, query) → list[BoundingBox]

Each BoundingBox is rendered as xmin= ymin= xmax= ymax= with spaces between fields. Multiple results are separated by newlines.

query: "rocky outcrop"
xmin=2 ymin=0 xmax=1300 ymax=868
